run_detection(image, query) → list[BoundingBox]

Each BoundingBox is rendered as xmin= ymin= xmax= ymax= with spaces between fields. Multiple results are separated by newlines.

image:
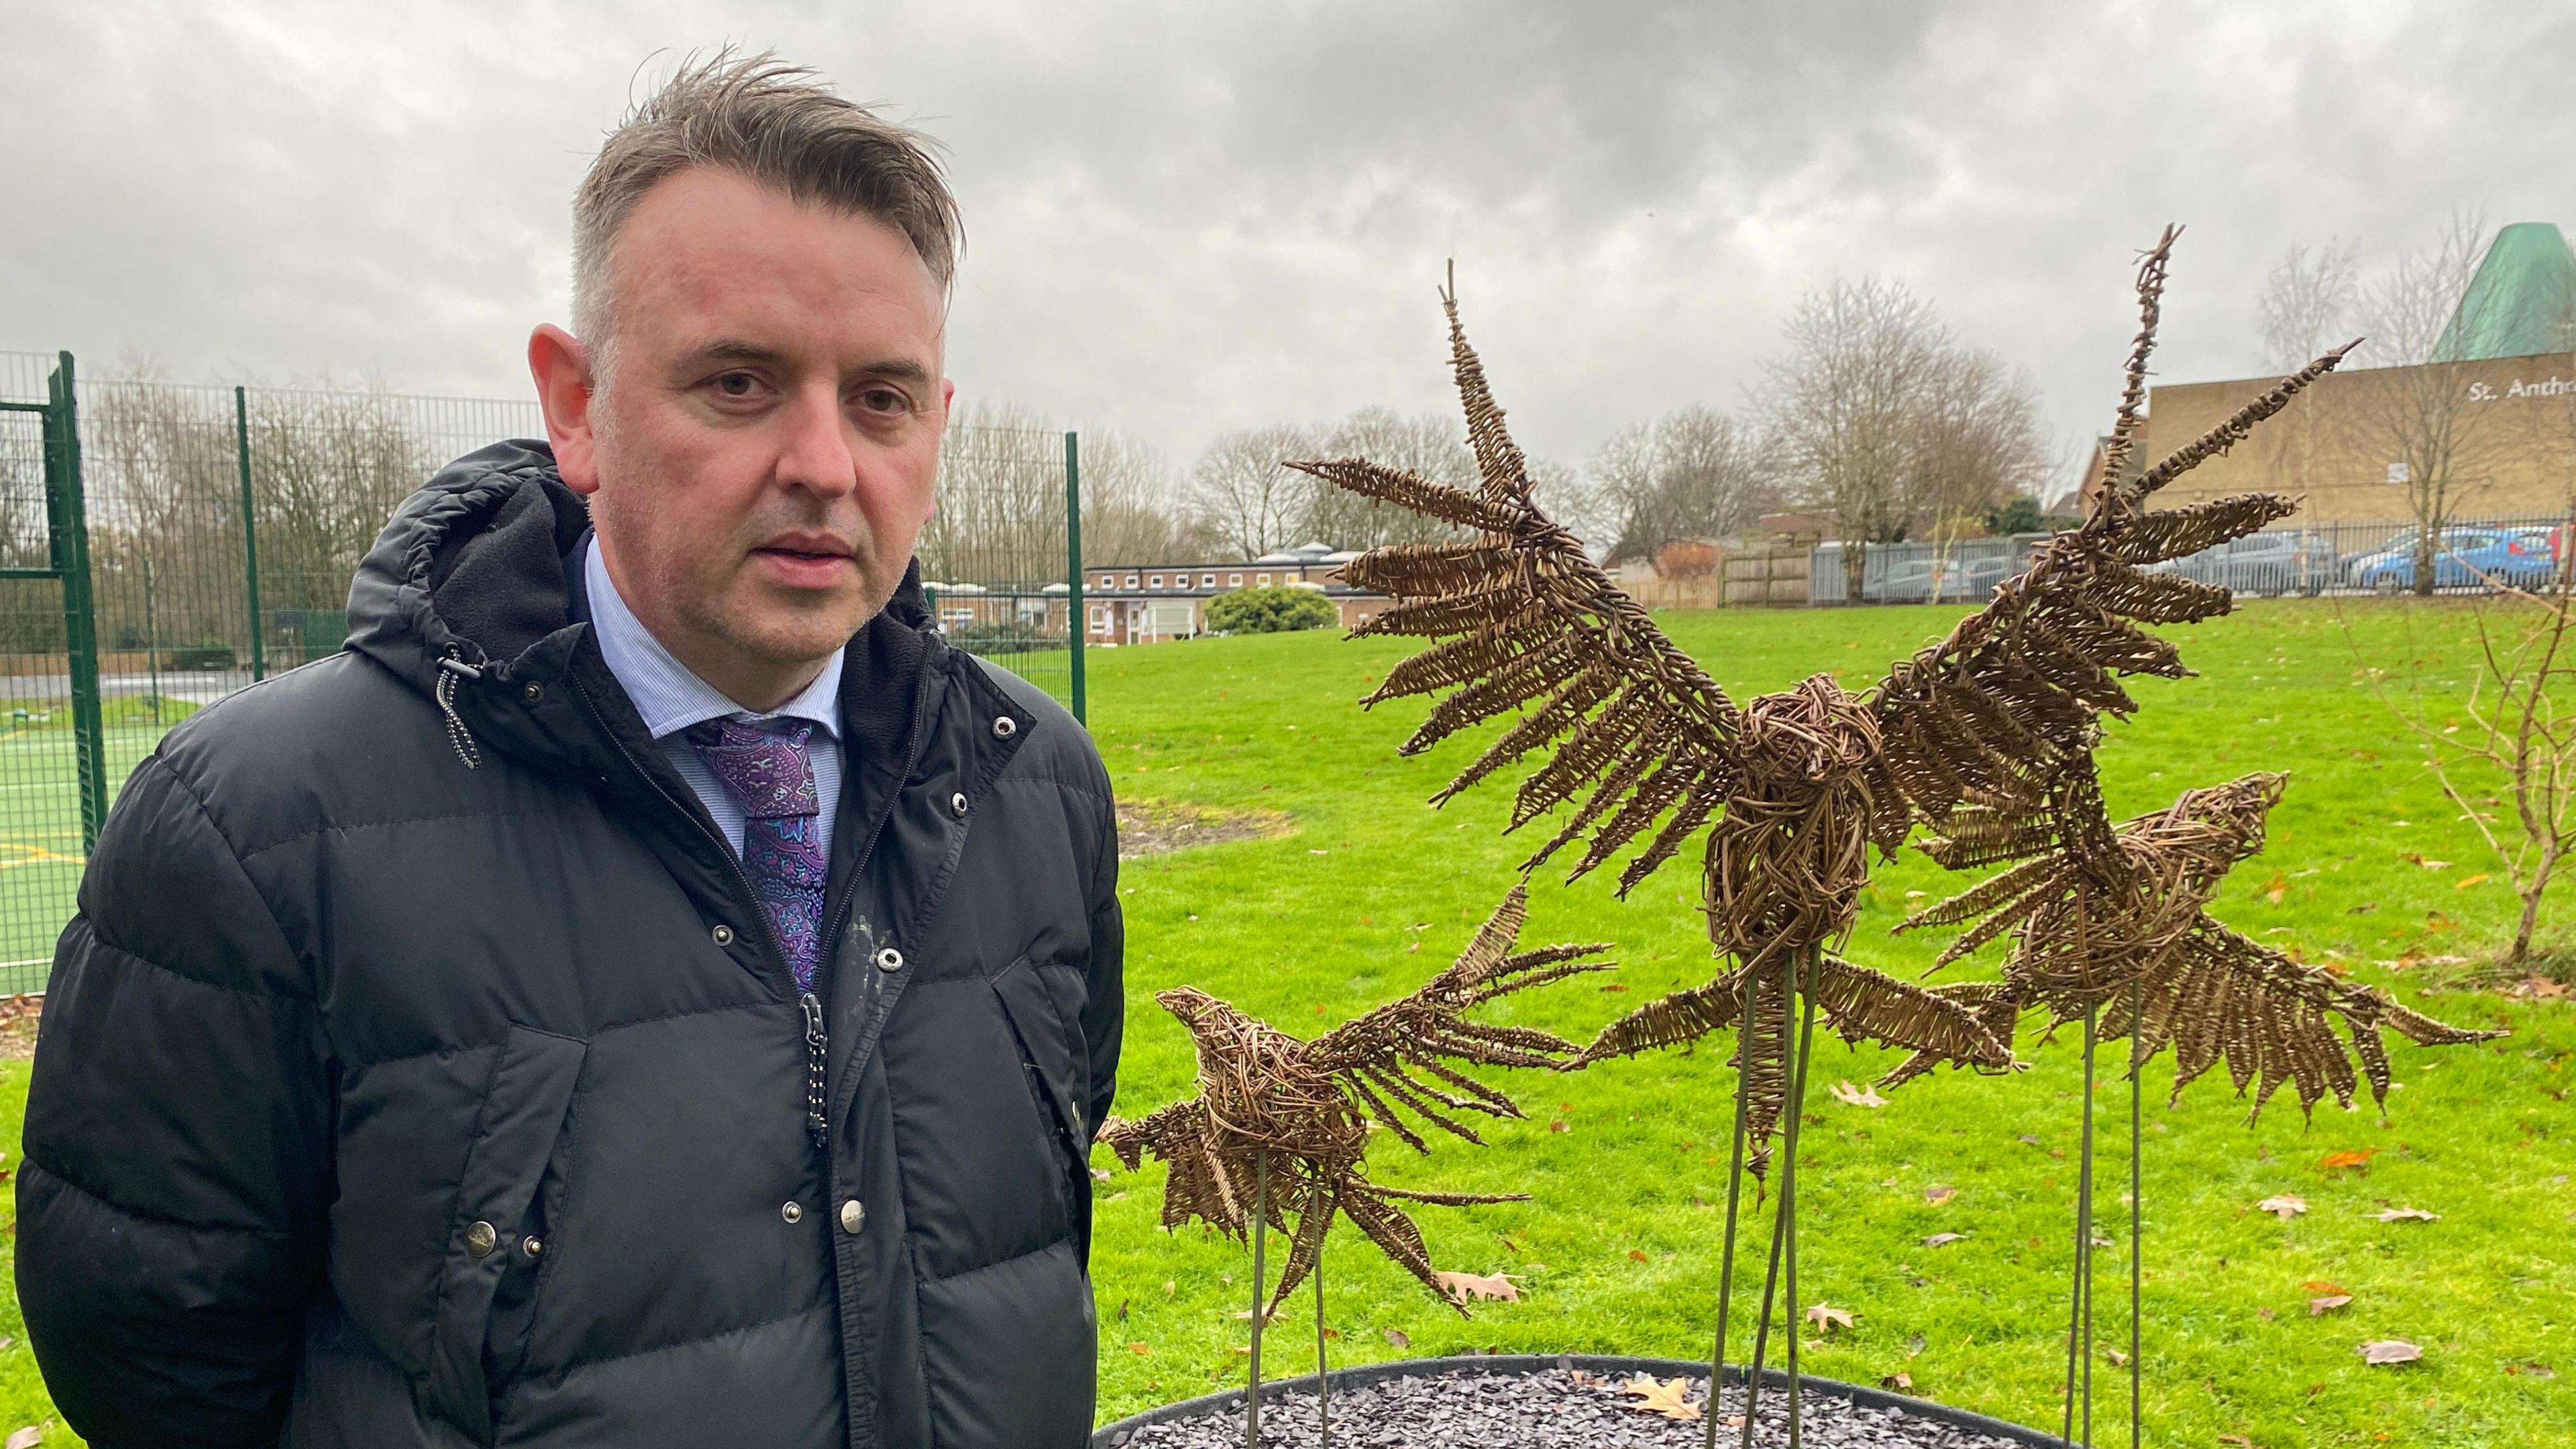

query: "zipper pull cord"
xmin=435 ymin=654 xmax=484 ymax=770
xmin=800 ymin=992 xmax=829 ymax=1145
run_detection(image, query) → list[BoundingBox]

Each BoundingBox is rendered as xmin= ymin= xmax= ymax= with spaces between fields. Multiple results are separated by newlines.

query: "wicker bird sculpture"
xmin=1288 ymin=231 xmax=2498 ymax=1444
xmin=1898 ymin=766 xmax=2502 ymax=1114
xmin=1097 ymin=885 xmax=1609 ymax=1444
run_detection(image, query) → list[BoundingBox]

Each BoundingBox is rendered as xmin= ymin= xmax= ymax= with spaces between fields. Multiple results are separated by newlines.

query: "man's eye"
xmin=857 ymin=387 xmax=910 ymax=415
xmin=712 ymin=372 xmax=759 ymax=398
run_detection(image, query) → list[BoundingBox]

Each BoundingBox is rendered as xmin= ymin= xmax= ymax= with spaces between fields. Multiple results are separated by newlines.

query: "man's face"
xmin=537 ymin=166 xmax=951 ymax=699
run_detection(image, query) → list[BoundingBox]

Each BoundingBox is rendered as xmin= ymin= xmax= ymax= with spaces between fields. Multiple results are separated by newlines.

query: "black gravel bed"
xmin=1097 ymin=1359 xmax=2048 ymax=1448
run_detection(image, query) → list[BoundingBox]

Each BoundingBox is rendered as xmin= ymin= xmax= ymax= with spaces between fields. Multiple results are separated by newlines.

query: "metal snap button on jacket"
xmin=711 ymin=924 xmax=734 ymax=946
xmin=949 ymin=792 xmax=968 ymax=817
xmin=522 ymin=681 xmax=544 ymax=703
xmin=519 ymin=1236 xmax=543 ymax=1260
xmin=464 ymin=1221 xmax=498 ymax=1258
xmin=873 ymin=947 xmax=904 ymax=973
xmin=838 ymin=1199 xmax=866 ymax=1235
xmin=991 ymin=716 xmax=1016 ymax=739
xmin=780 ymin=1201 xmax=804 ymax=1224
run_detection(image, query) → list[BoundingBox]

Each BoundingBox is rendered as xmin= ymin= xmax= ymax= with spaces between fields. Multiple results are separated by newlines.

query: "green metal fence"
xmin=0 ymin=353 xmax=1084 ymax=994
xmin=919 ymin=425 xmax=1086 ymax=720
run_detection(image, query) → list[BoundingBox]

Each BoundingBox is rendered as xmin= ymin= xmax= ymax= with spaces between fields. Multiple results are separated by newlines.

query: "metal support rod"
xmin=2063 ymin=1006 xmax=2099 ymax=1449
xmin=235 ymin=386 xmax=264 ymax=682
xmin=1782 ymin=945 xmax=1821 ymax=1449
xmin=1741 ymin=943 xmax=1819 ymax=1449
xmin=1737 ymin=1177 xmax=1788 ymax=1449
xmin=1248 ymin=1148 xmax=1268 ymax=1448
xmin=1704 ymin=962 xmax=1764 ymax=1449
xmin=2129 ymin=977 xmax=2143 ymax=1449
xmin=1315 ymin=1230 xmax=1331 ymax=1448
xmin=1063 ymin=431 xmax=1086 ymax=726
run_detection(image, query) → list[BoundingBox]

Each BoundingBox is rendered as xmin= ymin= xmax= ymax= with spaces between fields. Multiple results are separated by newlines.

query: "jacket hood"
xmin=344 ymin=439 xmax=940 ymax=779
xmin=346 ymin=439 xmax=934 ymax=697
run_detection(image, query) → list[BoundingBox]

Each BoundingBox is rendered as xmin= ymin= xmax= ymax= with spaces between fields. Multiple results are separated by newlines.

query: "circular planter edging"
xmin=1092 ymin=1353 xmax=2061 ymax=1447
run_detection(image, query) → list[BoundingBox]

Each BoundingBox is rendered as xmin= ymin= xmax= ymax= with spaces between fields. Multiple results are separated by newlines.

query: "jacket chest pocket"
xmin=423 ymin=1026 xmax=586 ymax=1442
xmin=989 ymin=955 xmax=1091 ymax=1249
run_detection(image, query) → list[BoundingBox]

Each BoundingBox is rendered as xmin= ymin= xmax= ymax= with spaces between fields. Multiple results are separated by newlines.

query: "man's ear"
xmin=529 ymin=325 xmax=601 ymax=495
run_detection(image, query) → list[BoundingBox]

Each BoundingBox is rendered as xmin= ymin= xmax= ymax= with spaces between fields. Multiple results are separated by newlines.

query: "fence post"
xmin=47 ymin=352 xmax=109 ymax=851
xmin=1064 ymin=430 xmax=1085 ymax=727
xmin=236 ymin=385 xmax=265 ymax=682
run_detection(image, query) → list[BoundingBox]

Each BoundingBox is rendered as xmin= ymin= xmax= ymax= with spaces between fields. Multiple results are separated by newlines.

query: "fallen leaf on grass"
xmin=1923 ymin=1185 xmax=1955 ymax=1206
xmin=2456 ymin=873 xmax=2491 ymax=890
xmin=1433 ymin=1271 xmax=1520 ymax=1305
xmin=2256 ymin=1194 xmax=2308 ymax=1220
xmin=2217 ymin=1436 xmax=2252 ymax=1447
xmin=1628 ymin=1248 xmax=1650 ymax=1263
xmin=1805 ymin=1303 xmax=1855 ymax=1332
xmin=4 ymin=1430 xmax=36 ymax=1449
xmin=1618 ymin=1375 xmax=1702 ymax=1422
xmin=1921 ymin=1232 xmax=1968 ymax=1248
xmin=2264 ymin=873 xmax=2290 ymax=904
xmin=1880 ymin=1371 xmax=1914 ymax=1391
xmin=2310 ymin=1295 xmax=2353 ymax=1316
xmin=1907 ymin=1332 xmax=1927 ymax=1358
xmin=1383 ymin=1328 xmax=1410 ymax=1348
xmin=2320 ymin=1148 xmax=2379 ymax=1171
xmin=1829 ymin=1079 xmax=1888 ymax=1108
xmin=2508 ymin=1363 xmax=2557 ymax=1379
xmin=2402 ymin=854 xmax=2451 ymax=870
xmin=1127 ymin=1342 xmax=1152 ymax=1355
xmin=2377 ymin=1207 xmax=2440 ymax=1223
xmin=2360 ymin=1340 xmax=2423 ymax=1366
xmin=2303 ymin=1279 xmax=2347 ymax=1295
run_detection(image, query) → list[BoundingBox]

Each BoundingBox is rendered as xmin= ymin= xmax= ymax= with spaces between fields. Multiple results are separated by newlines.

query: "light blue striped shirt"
xmin=583 ymin=536 xmax=845 ymax=862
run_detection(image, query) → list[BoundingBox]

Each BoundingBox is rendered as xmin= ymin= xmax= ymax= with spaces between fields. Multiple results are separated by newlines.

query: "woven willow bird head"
xmin=1097 ymin=885 xmax=1611 ymax=1311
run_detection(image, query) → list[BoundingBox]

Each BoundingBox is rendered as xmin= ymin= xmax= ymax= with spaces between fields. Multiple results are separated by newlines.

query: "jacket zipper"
xmin=568 ymin=653 xmax=946 ymax=1146
xmin=569 ymin=677 xmax=830 ymax=1143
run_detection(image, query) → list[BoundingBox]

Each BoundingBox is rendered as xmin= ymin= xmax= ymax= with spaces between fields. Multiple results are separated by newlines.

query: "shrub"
xmin=1206 ymin=585 xmax=1339 ymax=635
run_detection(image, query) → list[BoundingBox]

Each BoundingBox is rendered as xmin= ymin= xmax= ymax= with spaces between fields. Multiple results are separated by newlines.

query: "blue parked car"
xmin=2347 ymin=527 xmax=2558 ymax=591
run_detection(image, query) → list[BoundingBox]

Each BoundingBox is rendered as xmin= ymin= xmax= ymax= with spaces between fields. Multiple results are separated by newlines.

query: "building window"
xmin=1089 ymin=606 xmax=1106 ymax=630
xmin=1148 ymin=574 xmax=1163 ymax=588
xmin=1099 ymin=574 xmax=1114 ymax=589
xmin=1228 ymin=572 xmax=1242 ymax=586
xmin=1201 ymin=573 xmax=1215 ymax=586
xmin=1257 ymin=573 xmax=1271 ymax=586
xmin=1124 ymin=574 xmax=1138 ymax=588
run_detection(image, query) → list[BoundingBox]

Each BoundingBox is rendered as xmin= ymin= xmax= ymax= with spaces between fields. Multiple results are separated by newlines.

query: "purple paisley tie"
xmin=686 ymin=718 xmax=826 ymax=992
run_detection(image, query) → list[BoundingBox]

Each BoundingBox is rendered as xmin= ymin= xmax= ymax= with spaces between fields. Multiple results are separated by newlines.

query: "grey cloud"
xmin=5 ymin=0 xmax=2573 ymax=485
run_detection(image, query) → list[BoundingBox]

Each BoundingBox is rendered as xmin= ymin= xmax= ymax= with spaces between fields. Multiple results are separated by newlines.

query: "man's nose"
xmin=774 ymin=384 xmax=859 ymax=500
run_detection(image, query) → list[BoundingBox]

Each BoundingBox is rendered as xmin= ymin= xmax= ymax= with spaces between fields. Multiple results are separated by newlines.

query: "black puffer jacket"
xmin=17 ymin=442 xmax=1121 ymax=1448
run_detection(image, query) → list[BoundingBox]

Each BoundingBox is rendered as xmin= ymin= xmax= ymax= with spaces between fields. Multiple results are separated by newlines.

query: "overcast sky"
xmin=6 ymin=0 xmax=2572 ymax=492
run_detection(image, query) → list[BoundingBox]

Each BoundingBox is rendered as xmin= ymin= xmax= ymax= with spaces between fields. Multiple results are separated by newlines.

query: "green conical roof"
xmin=2434 ymin=221 xmax=2576 ymax=362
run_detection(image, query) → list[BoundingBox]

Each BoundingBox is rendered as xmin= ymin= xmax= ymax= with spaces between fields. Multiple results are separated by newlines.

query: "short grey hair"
xmin=571 ymin=50 xmax=961 ymax=373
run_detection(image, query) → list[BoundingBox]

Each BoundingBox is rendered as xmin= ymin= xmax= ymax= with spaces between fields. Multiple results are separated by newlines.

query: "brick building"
xmin=1078 ymin=541 xmax=1390 ymax=645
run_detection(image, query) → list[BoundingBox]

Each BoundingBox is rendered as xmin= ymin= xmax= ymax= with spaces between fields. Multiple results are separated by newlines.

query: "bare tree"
xmin=1761 ymin=278 xmax=2043 ymax=598
xmin=1301 ymin=407 xmax=1479 ymax=550
xmin=922 ymin=400 xmax=1069 ymax=586
xmin=2349 ymin=213 xmax=2513 ymax=597
xmin=1079 ymin=429 xmax=1227 ymax=565
xmin=2394 ymin=568 xmax=2576 ymax=971
xmin=1597 ymin=406 xmax=1772 ymax=565
xmin=2259 ymin=239 xmax=2363 ymax=372
xmin=1908 ymin=347 xmax=2047 ymax=531
xmin=1191 ymin=425 xmax=1319 ymax=558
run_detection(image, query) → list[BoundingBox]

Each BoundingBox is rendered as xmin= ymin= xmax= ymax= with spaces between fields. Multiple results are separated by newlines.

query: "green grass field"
xmin=0 ymin=599 xmax=2570 ymax=1446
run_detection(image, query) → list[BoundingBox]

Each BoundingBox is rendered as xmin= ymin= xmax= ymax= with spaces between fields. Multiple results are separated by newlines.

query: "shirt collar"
xmin=582 ymin=535 xmax=844 ymax=744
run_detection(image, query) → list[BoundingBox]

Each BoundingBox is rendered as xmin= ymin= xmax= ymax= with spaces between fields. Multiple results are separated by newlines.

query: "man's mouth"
xmin=753 ymin=534 xmax=859 ymax=584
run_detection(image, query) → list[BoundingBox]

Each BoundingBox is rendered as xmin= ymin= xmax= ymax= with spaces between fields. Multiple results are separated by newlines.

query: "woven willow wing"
xmin=1289 ymin=284 xmax=1741 ymax=898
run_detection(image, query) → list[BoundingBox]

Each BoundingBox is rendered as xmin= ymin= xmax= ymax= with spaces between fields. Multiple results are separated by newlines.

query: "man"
xmin=17 ymin=54 xmax=1121 ymax=1449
